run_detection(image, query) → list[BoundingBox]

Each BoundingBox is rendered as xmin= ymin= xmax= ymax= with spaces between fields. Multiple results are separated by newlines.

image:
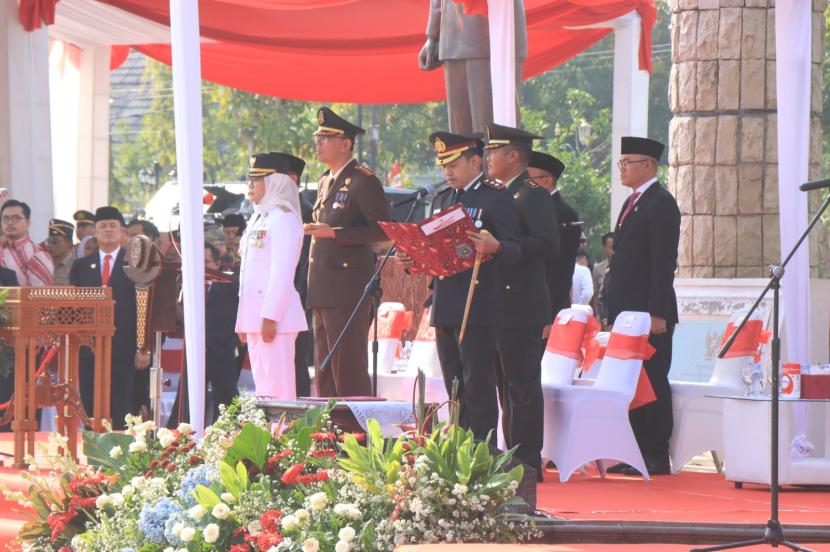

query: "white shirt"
xmin=99 ymin=246 xmax=121 ymax=279
xmin=330 ymin=157 xmax=356 ymax=181
xmin=571 ymin=263 xmax=594 ymax=305
xmin=630 ymin=177 xmax=657 ymax=204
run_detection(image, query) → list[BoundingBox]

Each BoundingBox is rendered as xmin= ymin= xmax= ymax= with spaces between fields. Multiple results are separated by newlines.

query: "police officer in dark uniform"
xmin=305 ymin=107 xmax=392 ymax=397
xmin=272 ymin=151 xmax=314 ymax=397
xmin=397 ymin=132 xmax=521 ymax=440
xmin=528 ymin=151 xmax=581 ymax=334
xmin=606 ymin=137 xmax=679 ymax=476
xmin=484 ymin=123 xmax=559 ymax=476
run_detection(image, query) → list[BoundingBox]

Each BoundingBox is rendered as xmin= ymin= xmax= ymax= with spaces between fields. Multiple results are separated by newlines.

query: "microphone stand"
xmin=691 ymin=190 xmax=829 ymax=552
xmin=318 ymin=193 xmax=425 ymax=396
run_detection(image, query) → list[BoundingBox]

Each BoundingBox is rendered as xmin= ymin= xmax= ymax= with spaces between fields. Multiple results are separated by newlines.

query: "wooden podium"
xmin=0 ymin=286 xmax=114 ymax=467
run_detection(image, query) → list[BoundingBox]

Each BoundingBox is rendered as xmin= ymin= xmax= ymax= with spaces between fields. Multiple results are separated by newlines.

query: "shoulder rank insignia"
xmin=482 ymin=178 xmax=504 ymax=189
xmin=356 ymin=165 xmax=374 ymax=176
xmin=524 ymin=179 xmax=539 ymax=189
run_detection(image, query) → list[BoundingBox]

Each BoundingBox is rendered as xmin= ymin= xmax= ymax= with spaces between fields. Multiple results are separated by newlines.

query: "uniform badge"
xmin=345 ymin=177 xmax=352 ymax=186
xmin=456 ymin=243 xmax=473 ymax=259
xmin=474 ymin=219 xmax=484 ymax=229
xmin=90 ymin=263 xmax=97 ymax=269
xmin=318 ymin=110 xmax=325 ymax=125
xmin=434 ymin=138 xmax=447 ymax=153
xmin=249 ymin=156 xmax=256 ymax=168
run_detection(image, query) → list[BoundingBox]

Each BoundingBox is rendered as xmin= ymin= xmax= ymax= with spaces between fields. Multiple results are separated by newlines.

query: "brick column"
xmin=668 ymin=0 xmax=828 ymax=278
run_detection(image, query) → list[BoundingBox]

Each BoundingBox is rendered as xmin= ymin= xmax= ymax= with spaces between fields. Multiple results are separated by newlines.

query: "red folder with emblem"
xmin=379 ymin=204 xmax=490 ymax=277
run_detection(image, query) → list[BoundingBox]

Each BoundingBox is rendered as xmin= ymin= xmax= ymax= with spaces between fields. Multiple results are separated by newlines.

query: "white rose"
xmin=302 ymin=537 xmax=320 ymax=552
xmin=189 ymin=505 xmax=206 ymax=520
xmin=180 ymin=527 xmax=196 ymax=542
xmin=212 ymin=502 xmax=230 ymax=520
xmin=203 ymin=523 xmax=220 ymax=543
xmin=281 ymin=514 xmax=297 ymax=531
xmin=307 ymin=491 xmax=328 ymax=512
xmin=95 ymin=494 xmax=110 ymax=509
xmin=157 ymin=427 xmax=175 ymax=448
xmin=338 ymin=526 xmax=356 ymax=542
xmin=128 ymin=439 xmax=147 ymax=453
xmin=109 ymin=446 xmax=123 ymax=459
xmin=220 ymin=492 xmax=236 ymax=504
xmin=333 ymin=504 xmax=348 ymax=516
xmin=122 ymin=485 xmax=134 ymax=499
xmin=164 ymin=548 xmax=175 ymax=552
xmin=294 ymin=508 xmax=310 ymax=523
xmin=335 ymin=541 xmax=351 ymax=552
xmin=177 ymin=422 xmax=194 ymax=435
xmin=172 ymin=522 xmax=184 ymax=537
xmin=138 ymin=420 xmax=156 ymax=433
xmin=109 ymin=493 xmax=124 ymax=508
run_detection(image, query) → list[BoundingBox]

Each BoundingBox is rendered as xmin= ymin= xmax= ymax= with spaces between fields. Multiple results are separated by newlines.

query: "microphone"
xmin=800 ymin=178 xmax=830 ymax=192
xmin=391 ymin=187 xmax=430 ymax=208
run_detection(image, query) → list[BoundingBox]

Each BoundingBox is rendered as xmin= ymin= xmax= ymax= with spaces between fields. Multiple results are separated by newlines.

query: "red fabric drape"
xmin=19 ymin=0 xmax=59 ymax=31
xmin=602 ymin=332 xmax=657 ymax=409
xmin=719 ymin=320 xmax=770 ymax=358
xmin=110 ymin=45 xmax=131 ymax=70
xmin=93 ymin=0 xmax=655 ymax=103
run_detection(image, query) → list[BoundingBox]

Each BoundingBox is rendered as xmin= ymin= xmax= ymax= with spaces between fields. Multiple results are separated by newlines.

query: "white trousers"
xmin=246 ymin=332 xmax=297 ymax=400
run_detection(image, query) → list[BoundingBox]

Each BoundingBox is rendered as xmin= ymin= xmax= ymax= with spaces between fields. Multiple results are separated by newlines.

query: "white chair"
xmin=407 ymin=308 xmax=440 ymax=377
xmin=546 ymin=311 xmax=653 ymax=482
xmin=669 ymin=308 xmax=765 ymax=473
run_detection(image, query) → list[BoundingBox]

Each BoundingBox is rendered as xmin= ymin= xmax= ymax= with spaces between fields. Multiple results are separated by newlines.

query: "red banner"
xmin=719 ymin=320 xmax=769 ymax=358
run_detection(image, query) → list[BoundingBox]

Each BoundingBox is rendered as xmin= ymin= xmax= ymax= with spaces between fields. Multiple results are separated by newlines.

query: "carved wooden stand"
xmin=0 ymin=287 xmax=114 ymax=467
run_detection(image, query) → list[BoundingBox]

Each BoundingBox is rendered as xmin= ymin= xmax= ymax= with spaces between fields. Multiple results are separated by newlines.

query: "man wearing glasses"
xmin=605 ymin=136 xmax=680 ymax=477
xmin=0 ymin=200 xmax=53 ymax=286
xmin=527 ymin=151 xmax=581 ymax=347
xmin=305 ymin=107 xmax=391 ymax=397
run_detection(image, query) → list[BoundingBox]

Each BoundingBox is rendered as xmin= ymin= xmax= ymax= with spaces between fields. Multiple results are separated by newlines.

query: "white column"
xmin=610 ymin=12 xmax=650 ymax=226
xmin=775 ymin=0 xmax=812 ymax=363
xmin=488 ymin=0 xmax=516 ymax=126
xmin=50 ymin=42 xmax=110 ymax=221
xmin=0 ymin=0 xmax=53 ymax=241
xmin=170 ymin=0 xmax=206 ymax=435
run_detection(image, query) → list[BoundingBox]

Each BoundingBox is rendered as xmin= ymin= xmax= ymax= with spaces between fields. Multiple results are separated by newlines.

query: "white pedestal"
xmin=723 ymin=397 xmax=830 ymax=486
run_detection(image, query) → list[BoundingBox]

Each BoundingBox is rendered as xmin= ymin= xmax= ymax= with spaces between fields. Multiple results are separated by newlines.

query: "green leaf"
xmin=224 ymin=422 xmax=271 ymax=469
xmin=235 ymin=461 xmax=249 ymax=490
xmin=194 ymin=485 xmax=221 ymax=510
xmin=81 ymin=430 xmax=134 ymax=471
xmin=219 ymin=461 xmax=242 ymax=497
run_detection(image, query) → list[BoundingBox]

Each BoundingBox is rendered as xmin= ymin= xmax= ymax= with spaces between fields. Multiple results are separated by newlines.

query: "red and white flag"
xmin=387 ymin=160 xmax=402 ymax=188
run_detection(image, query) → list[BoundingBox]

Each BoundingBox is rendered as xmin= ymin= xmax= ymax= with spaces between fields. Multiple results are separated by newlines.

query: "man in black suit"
xmin=0 ymin=267 xmax=17 ymax=286
xmin=605 ymin=137 xmax=680 ymax=476
xmin=397 ymin=132 xmax=521 ymax=440
xmin=273 ymin=151 xmax=313 ymax=397
xmin=484 ymin=124 xmax=558 ymax=476
xmin=70 ymin=207 xmax=151 ymax=429
xmin=167 ymin=243 xmax=240 ymax=426
xmin=528 ymin=151 xmax=581 ymax=338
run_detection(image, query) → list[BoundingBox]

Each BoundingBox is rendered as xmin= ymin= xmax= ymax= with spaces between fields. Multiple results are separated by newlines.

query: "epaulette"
xmin=356 ymin=165 xmax=374 ymax=176
xmin=524 ymin=178 xmax=540 ymax=189
xmin=482 ymin=178 xmax=504 ymax=189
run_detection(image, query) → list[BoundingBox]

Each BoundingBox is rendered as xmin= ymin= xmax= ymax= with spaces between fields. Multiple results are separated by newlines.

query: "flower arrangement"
xmin=4 ymin=394 xmax=538 ymax=551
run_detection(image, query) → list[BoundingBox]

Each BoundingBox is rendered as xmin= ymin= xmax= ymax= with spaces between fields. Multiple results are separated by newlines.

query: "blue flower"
xmin=178 ymin=464 xmax=218 ymax=506
xmin=163 ymin=508 xmax=194 ymax=547
xmin=138 ymin=498 xmax=183 ymax=544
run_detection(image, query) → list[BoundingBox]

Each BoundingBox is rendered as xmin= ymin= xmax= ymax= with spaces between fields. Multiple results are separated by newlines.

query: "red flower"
xmin=256 ymin=531 xmax=284 ymax=550
xmin=229 ymin=544 xmax=251 ymax=552
xmin=315 ymin=470 xmax=330 ymax=482
xmin=167 ymin=463 xmax=177 ymax=473
xmin=312 ymin=449 xmax=337 ymax=459
xmin=267 ymin=449 xmax=293 ymax=464
xmin=59 ymin=547 xmax=72 ymax=552
xmin=280 ymin=463 xmax=304 ymax=485
xmin=189 ymin=455 xmax=202 ymax=466
xmin=47 ymin=506 xmax=77 ymax=541
xmin=297 ymin=474 xmax=315 ymax=485
xmin=311 ymin=432 xmax=336 ymax=441
xmin=69 ymin=495 xmax=97 ymax=509
xmin=259 ymin=509 xmax=283 ymax=532
xmin=339 ymin=432 xmax=366 ymax=443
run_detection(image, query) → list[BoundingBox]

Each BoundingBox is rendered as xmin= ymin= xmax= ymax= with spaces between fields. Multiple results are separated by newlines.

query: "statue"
xmin=419 ymin=0 xmax=527 ymax=134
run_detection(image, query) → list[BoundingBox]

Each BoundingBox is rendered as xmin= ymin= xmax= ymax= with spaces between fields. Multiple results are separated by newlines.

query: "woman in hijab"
xmin=235 ymin=154 xmax=308 ymax=399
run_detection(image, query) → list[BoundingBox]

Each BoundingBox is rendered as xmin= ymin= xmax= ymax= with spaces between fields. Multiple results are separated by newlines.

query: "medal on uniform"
xmin=513 ymin=192 xmax=520 ymax=199
xmin=334 ymin=190 xmax=348 ymax=209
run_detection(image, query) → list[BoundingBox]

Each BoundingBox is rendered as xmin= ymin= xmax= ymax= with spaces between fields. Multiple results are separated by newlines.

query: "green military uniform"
xmin=307 ymin=108 xmax=392 ymax=397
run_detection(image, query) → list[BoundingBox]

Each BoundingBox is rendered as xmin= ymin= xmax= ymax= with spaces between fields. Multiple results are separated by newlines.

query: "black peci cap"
xmin=270 ymin=152 xmax=306 ymax=178
xmin=484 ymin=122 xmax=542 ymax=149
xmin=94 ymin=206 xmax=125 ymax=226
xmin=621 ymin=136 xmax=665 ymax=161
xmin=222 ymin=213 xmax=246 ymax=229
xmin=529 ymin=151 xmax=566 ymax=180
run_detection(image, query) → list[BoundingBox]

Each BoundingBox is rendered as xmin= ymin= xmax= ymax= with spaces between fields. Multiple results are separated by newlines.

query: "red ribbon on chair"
xmin=369 ymin=309 xmax=413 ymax=340
xmin=546 ymin=316 xmax=585 ymax=359
xmin=719 ymin=320 xmax=769 ymax=358
xmin=604 ymin=333 xmax=657 ymax=410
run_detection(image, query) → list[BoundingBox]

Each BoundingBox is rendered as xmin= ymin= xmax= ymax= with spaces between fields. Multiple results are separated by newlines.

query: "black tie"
xmin=452 ymin=188 xmax=465 ymax=204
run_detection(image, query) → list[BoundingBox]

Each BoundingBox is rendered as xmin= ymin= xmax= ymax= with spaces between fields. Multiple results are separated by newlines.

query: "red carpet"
xmin=399 ymin=546 xmax=830 ymax=551
xmin=538 ymin=466 xmax=830 ymax=525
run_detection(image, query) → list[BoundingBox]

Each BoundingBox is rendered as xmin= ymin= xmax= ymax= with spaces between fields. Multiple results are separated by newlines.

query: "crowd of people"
xmin=0 ymin=106 xmax=681 ymax=479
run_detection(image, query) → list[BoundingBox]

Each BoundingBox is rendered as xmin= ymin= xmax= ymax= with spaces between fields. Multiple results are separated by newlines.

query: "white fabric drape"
xmin=775 ymin=0 xmax=812 ymax=364
xmin=170 ymin=0 xmax=207 ymax=435
xmin=487 ymin=0 xmax=516 ymax=126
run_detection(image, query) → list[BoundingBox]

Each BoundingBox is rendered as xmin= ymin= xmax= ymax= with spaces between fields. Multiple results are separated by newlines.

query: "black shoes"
xmin=606 ymin=462 xmax=633 ymax=474
xmin=620 ymin=459 xmax=671 ymax=476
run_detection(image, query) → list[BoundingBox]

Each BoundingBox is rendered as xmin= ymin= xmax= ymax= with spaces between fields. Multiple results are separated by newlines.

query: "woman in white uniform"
xmin=236 ymin=153 xmax=308 ymax=399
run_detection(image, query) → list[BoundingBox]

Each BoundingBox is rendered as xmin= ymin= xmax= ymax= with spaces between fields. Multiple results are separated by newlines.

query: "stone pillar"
xmin=668 ymin=0 xmax=828 ymax=278
xmin=0 ymin=0 xmax=53 ymax=241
